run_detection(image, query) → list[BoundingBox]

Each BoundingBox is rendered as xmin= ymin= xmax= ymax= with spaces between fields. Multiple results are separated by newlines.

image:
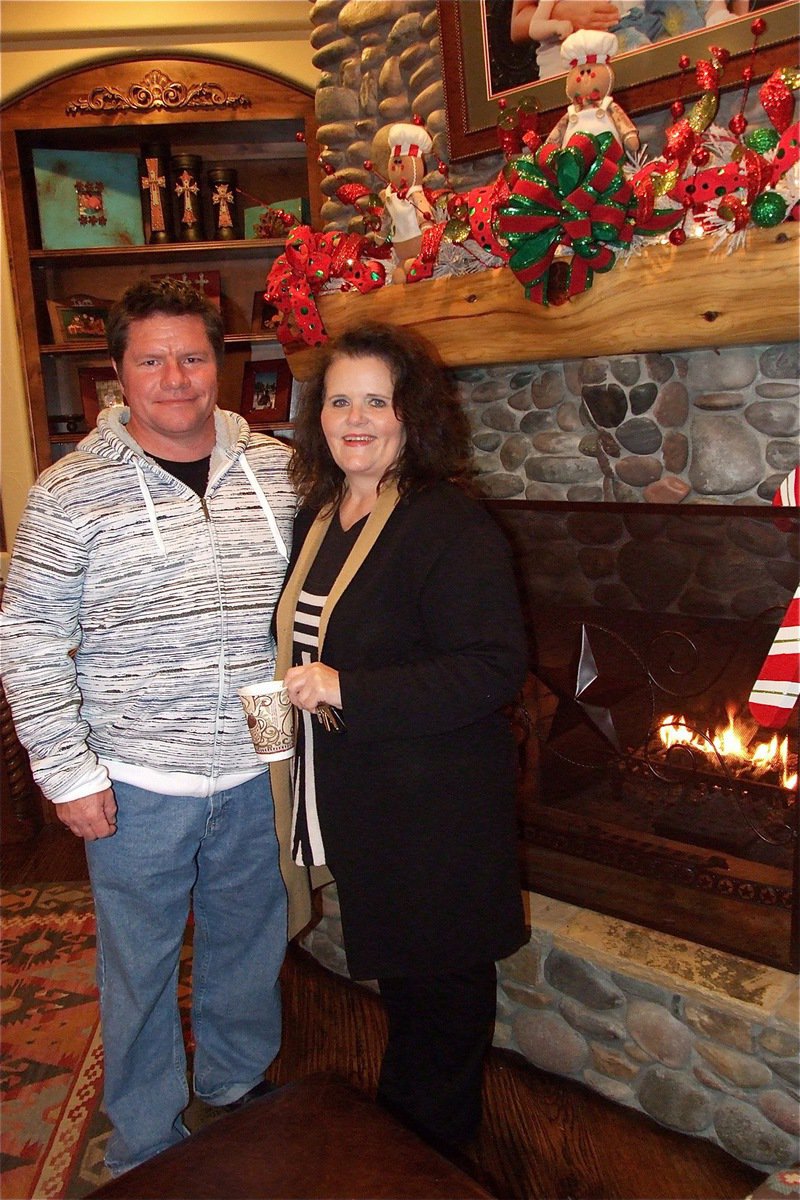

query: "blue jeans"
xmin=85 ymin=775 xmax=287 ymax=1176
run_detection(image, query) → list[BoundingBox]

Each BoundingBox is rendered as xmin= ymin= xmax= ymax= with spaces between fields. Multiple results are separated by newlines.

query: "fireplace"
xmin=489 ymin=499 xmax=799 ymax=972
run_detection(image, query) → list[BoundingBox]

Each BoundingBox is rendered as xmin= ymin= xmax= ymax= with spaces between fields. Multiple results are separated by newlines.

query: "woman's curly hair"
xmin=289 ymin=322 xmax=474 ymax=513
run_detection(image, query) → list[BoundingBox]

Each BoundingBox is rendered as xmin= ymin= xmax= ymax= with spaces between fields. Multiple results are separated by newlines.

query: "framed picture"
xmin=47 ymin=295 xmax=111 ymax=344
xmin=437 ymin=0 xmax=799 ymax=161
xmin=241 ymin=360 xmax=293 ymax=426
xmin=78 ymin=366 xmax=125 ymax=427
xmin=251 ymin=292 xmax=281 ymax=336
xmin=32 ymin=148 xmax=145 ymax=249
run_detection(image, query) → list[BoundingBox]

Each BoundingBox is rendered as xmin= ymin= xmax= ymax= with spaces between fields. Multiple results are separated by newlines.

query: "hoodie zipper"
xmin=199 ymin=493 xmax=227 ymax=784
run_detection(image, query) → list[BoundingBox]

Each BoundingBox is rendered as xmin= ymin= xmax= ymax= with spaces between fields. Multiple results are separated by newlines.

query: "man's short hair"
xmin=106 ymin=278 xmax=225 ymax=370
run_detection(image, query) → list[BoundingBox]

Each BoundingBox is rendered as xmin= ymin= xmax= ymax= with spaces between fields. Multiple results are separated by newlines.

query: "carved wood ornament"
xmin=66 ymin=69 xmax=251 ymax=116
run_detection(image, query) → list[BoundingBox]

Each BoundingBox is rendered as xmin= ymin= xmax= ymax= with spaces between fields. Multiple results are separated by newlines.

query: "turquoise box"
xmin=33 ymin=149 xmax=146 ymax=250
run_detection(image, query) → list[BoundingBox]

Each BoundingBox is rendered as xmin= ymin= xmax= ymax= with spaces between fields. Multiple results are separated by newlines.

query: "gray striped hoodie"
xmin=1 ymin=406 xmax=295 ymax=804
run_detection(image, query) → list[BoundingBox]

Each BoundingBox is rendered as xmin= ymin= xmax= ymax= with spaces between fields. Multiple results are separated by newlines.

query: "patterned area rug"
xmin=1 ymin=883 xmax=194 ymax=1200
xmin=1 ymin=883 xmax=110 ymax=1199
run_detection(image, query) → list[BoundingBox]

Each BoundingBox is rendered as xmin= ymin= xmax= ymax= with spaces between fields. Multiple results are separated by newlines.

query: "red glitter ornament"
xmin=295 ymin=132 xmax=306 ymax=143
xmin=669 ymin=227 xmax=687 ymax=246
xmin=742 ymin=66 xmax=755 ymax=84
xmin=751 ymin=17 xmax=766 ymax=36
xmin=718 ymin=197 xmax=750 ymax=231
xmin=679 ymin=54 xmax=691 ymax=71
xmin=498 ymin=98 xmax=507 ymax=110
xmin=671 ymin=100 xmax=685 ymax=119
xmin=709 ymin=46 xmax=730 ymax=66
xmin=729 ymin=112 xmax=748 ymax=137
xmin=760 ymin=73 xmax=796 ymax=133
xmin=691 ymin=146 xmax=710 ymax=167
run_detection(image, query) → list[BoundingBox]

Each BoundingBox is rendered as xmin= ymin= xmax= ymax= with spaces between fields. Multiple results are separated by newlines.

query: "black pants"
xmin=375 ymin=962 xmax=497 ymax=1151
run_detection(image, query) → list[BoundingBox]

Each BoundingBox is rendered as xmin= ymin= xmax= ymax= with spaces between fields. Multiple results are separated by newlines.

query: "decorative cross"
xmin=212 ymin=182 xmax=234 ymax=230
xmin=175 ymin=170 xmax=199 ymax=226
xmin=140 ymin=156 xmax=167 ymax=233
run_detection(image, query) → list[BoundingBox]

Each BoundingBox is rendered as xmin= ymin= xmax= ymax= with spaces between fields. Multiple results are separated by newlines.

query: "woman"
xmin=276 ymin=322 xmax=528 ymax=1154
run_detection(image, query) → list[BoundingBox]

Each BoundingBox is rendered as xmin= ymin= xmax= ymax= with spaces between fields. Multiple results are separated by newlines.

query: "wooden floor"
xmin=1 ymin=823 xmax=767 ymax=1200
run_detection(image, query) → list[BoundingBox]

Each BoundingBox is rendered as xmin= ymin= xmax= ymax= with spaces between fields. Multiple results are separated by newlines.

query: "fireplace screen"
xmin=489 ymin=500 xmax=799 ymax=972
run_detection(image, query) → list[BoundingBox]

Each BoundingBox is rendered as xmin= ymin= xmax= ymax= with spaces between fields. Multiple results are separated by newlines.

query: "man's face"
xmin=116 ymin=313 xmax=219 ymax=460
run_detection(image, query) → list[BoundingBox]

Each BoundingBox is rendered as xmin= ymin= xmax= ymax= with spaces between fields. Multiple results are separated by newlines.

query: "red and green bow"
xmin=497 ymin=133 xmax=637 ymax=305
xmin=265 ymin=226 xmax=387 ymax=346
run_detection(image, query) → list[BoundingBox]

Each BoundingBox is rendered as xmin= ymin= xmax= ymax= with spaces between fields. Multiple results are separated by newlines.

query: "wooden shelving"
xmin=0 ymin=55 xmax=322 ymax=473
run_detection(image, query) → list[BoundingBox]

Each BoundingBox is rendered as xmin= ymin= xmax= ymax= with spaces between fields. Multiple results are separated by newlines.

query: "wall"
xmin=306 ymin=0 xmax=799 ymax=1174
xmin=0 ymin=0 xmax=317 ymax=559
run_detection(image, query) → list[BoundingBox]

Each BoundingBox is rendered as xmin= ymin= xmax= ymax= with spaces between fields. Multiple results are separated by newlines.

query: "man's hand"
xmin=55 ymin=789 xmax=117 ymax=840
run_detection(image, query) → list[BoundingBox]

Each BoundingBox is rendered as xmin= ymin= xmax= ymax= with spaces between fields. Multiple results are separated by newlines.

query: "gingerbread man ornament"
xmin=547 ymin=30 xmax=640 ymax=158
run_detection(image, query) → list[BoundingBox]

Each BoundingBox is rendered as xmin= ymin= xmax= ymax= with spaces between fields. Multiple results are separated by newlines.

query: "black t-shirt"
xmin=153 ymin=454 xmax=211 ymax=498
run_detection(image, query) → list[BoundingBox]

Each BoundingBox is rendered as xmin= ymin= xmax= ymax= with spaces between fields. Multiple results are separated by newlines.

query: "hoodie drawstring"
xmin=134 ymin=450 xmax=289 ymax=564
xmin=239 ymin=454 xmax=290 ymax=562
xmin=134 ymin=463 xmax=167 ymax=557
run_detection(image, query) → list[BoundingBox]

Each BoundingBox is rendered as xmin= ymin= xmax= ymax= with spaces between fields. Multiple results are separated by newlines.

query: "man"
xmin=0 ymin=279 xmax=310 ymax=1176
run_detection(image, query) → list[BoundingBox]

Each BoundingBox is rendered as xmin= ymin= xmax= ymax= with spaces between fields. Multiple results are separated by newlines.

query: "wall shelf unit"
xmin=1 ymin=55 xmax=321 ymax=472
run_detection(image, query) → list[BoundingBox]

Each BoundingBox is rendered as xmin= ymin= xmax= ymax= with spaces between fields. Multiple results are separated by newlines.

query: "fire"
xmin=658 ymin=707 xmax=797 ymax=791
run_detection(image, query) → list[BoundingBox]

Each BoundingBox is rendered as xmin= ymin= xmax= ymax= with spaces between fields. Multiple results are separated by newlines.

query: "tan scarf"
xmin=269 ymin=480 xmax=401 ymax=894
xmin=274 ymin=479 xmax=401 ymax=679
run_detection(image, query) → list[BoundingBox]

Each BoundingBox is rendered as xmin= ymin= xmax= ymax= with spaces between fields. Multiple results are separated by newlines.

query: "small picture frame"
xmin=251 ymin=292 xmax=280 ymax=337
xmin=241 ymin=360 xmax=292 ymax=426
xmin=48 ymin=295 xmax=111 ymax=344
xmin=78 ymin=366 xmax=125 ymax=427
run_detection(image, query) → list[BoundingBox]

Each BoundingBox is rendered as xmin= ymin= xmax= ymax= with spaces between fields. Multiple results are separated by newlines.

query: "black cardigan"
xmin=286 ymin=482 xmax=529 ymax=979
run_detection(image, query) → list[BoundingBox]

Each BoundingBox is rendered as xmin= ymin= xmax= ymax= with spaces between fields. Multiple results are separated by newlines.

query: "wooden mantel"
xmin=285 ymin=224 xmax=799 ymax=380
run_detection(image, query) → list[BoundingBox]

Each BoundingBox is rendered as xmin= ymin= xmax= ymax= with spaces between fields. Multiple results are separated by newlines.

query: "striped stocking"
xmin=748 ymin=468 xmax=800 ymax=729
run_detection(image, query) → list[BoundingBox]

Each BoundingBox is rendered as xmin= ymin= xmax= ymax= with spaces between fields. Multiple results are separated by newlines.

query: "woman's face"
xmin=321 ymin=353 xmax=406 ymax=491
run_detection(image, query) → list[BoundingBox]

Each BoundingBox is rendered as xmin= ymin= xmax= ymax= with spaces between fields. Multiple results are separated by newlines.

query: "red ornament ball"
xmin=691 ymin=147 xmax=710 ymax=167
xmin=498 ymin=97 xmax=507 ymax=110
xmin=670 ymin=100 xmax=685 ymax=120
xmin=295 ymin=132 xmax=306 ymax=143
xmin=669 ymin=227 xmax=687 ymax=246
xmin=729 ymin=113 xmax=748 ymax=136
xmin=678 ymin=54 xmax=691 ymax=71
xmin=742 ymin=66 xmax=754 ymax=84
xmin=363 ymin=160 xmax=373 ymax=172
xmin=322 ymin=162 xmax=335 ymax=176
xmin=751 ymin=17 xmax=766 ymax=36
xmin=412 ymin=114 xmax=424 ymax=126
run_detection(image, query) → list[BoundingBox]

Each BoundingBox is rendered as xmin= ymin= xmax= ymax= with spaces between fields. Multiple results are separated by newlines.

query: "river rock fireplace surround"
xmin=295 ymin=0 xmax=799 ymax=1175
xmin=301 ymin=340 xmax=800 ymax=1177
xmin=290 ymin=254 xmax=800 ymax=1177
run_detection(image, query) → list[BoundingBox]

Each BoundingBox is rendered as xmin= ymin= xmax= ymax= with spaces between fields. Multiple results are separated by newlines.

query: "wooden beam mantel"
xmin=285 ymin=224 xmax=798 ymax=380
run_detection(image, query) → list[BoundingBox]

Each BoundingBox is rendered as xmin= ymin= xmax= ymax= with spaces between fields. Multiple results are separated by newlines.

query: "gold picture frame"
xmin=437 ymin=0 xmax=798 ymax=161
